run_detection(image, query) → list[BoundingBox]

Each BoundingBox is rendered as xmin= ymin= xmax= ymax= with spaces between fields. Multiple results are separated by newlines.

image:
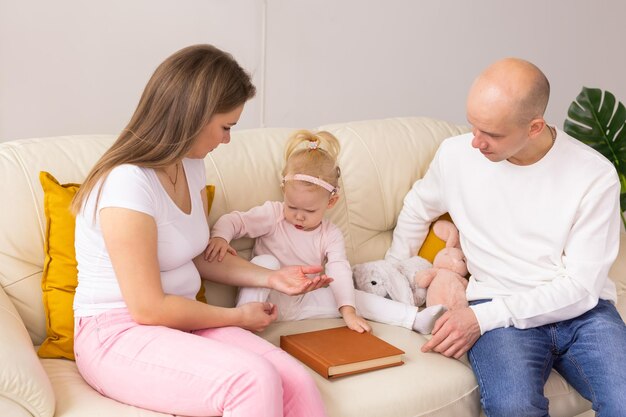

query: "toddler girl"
xmin=206 ymin=130 xmax=444 ymax=334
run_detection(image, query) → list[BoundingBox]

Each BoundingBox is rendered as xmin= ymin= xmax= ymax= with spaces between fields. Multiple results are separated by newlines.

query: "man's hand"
xmin=421 ymin=307 xmax=480 ymax=358
xmin=268 ymin=265 xmax=333 ymax=295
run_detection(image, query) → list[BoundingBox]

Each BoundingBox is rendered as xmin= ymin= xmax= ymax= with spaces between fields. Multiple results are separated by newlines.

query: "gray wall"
xmin=1 ymin=0 xmax=625 ymax=141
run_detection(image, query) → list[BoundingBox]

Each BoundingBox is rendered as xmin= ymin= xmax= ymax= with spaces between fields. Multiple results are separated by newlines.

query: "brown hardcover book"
xmin=280 ymin=326 xmax=405 ymax=379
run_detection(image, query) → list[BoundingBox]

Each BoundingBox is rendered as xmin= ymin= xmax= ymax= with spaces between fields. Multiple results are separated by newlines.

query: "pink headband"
xmin=283 ymin=174 xmax=338 ymax=195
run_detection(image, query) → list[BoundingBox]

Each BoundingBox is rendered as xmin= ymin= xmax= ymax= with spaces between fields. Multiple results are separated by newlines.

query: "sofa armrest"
xmin=609 ymin=232 xmax=626 ymax=320
xmin=0 ymin=287 xmax=55 ymax=417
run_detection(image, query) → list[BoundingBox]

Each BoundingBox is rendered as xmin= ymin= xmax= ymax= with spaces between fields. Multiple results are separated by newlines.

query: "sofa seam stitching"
xmin=341 ymin=125 xmax=389 ymax=253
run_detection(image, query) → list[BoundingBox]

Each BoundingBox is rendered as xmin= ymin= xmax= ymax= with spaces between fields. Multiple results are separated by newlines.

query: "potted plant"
xmin=564 ymin=87 xmax=626 ymax=228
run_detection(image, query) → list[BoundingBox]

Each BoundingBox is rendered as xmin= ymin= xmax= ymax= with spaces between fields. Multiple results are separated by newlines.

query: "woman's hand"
xmin=340 ymin=306 xmax=371 ymax=333
xmin=194 ymin=254 xmax=332 ymax=294
xmin=236 ymin=302 xmax=278 ymax=332
xmin=268 ymin=265 xmax=333 ymax=295
xmin=205 ymin=237 xmax=237 ymax=262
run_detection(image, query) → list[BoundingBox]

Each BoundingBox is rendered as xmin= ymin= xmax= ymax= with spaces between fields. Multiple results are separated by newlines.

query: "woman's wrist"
xmin=262 ymin=268 xmax=279 ymax=290
xmin=229 ymin=305 xmax=245 ymax=327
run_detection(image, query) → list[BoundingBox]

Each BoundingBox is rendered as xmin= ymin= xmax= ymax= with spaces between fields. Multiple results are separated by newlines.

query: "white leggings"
xmin=237 ymin=254 xmax=418 ymax=329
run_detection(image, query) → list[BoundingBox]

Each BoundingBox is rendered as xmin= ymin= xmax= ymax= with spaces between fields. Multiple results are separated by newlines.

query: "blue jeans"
xmin=468 ymin=299 xmax=626 ymax=417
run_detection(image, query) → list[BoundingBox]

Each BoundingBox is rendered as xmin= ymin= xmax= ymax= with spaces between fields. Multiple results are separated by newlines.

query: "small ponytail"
xmin=282 ymin=130 xmax=341 ymax=190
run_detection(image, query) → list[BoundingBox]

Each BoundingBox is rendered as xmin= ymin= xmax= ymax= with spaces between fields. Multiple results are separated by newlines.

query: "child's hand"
xmin=205 ymin=237 xmax=237 ymax=262
xmin=340 ymin=306 xmax=371 ymax=333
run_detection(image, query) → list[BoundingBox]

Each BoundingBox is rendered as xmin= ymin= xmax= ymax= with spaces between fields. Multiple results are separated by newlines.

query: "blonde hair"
xmin=282 ymin=130 xmax=341 ymax=191
xmin=71 ymin=44 xmax=256 ymax=214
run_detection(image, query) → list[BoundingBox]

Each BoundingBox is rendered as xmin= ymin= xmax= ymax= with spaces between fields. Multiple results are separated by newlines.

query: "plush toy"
xmin=352 ymin=219 xmax=469 ymax=311
xmin=413 ymin=220 xmax=469 ymax=310
xmin=352 ymin=258 xmax=429 ymax=307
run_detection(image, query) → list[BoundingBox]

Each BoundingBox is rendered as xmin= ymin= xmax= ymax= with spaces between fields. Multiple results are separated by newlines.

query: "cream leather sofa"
xmin=1 ymin=117 xmax=623 ymax=417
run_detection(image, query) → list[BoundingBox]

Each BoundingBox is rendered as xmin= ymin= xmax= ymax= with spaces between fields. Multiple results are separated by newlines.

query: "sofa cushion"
xmin=262 ymin=319 xmax=480 ymax=417
xmin=37 ymin=171 xmax=215 ymax=360
xmin=41 ymin=359 xmax=172 ymax=417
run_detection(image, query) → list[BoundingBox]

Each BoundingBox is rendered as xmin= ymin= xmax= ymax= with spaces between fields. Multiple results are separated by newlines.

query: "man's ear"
xmin=529 ymin=118 xmax=545 ymax=138
xmin=327 ymin=194 xmax=340 ymax=208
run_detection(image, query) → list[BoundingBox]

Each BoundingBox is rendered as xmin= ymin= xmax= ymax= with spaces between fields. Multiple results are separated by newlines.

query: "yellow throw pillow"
xmin=39 ymin=172 xmax=80 ymax=360
xmin=417 ymin=213 xmax=453 ymax=263
xmin=37 ymin=171 xmax=215 ymax=360
xmin=196 ymin=184 xmax=215 ymax=304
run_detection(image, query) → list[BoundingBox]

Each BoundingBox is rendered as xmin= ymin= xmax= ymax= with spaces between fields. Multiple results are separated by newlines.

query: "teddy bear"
xmin=352 ymin=219 xmax=468 ymax=311
xmin=413 ymin=220 xmax=469 ymax=310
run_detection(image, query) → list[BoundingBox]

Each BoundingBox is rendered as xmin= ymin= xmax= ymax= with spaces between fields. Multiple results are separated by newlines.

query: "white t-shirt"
xmin=73 ymin=158 xmax=209 ymax=317
xmin=386 ymin=130 xmax=620 ymax=333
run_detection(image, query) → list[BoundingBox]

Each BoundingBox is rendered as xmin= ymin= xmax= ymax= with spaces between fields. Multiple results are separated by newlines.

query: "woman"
xmin=71 ymin=44 xmax=330 ymax=417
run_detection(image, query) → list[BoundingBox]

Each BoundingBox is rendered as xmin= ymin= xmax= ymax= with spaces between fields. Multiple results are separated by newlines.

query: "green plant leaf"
xmin=564 ymin=87 xmax=626 ymax=220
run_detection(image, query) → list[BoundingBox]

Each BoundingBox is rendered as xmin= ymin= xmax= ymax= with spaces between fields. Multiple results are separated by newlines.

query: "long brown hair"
xmin=71 ymin=44 xmax=256 ymax=214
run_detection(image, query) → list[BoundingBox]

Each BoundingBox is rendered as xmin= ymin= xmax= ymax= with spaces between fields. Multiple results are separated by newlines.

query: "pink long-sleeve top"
xmin=211 ymin=201 xmax=355 ymax=309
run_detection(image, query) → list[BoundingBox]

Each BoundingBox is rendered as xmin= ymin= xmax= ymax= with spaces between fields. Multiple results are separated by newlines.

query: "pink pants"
xmin=74 ymin=308 xmax=327 ymax=417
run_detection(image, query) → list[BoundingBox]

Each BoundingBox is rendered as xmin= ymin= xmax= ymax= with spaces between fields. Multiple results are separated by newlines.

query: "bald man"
xmin=386 ymin=58 xmax=626 ymax=416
